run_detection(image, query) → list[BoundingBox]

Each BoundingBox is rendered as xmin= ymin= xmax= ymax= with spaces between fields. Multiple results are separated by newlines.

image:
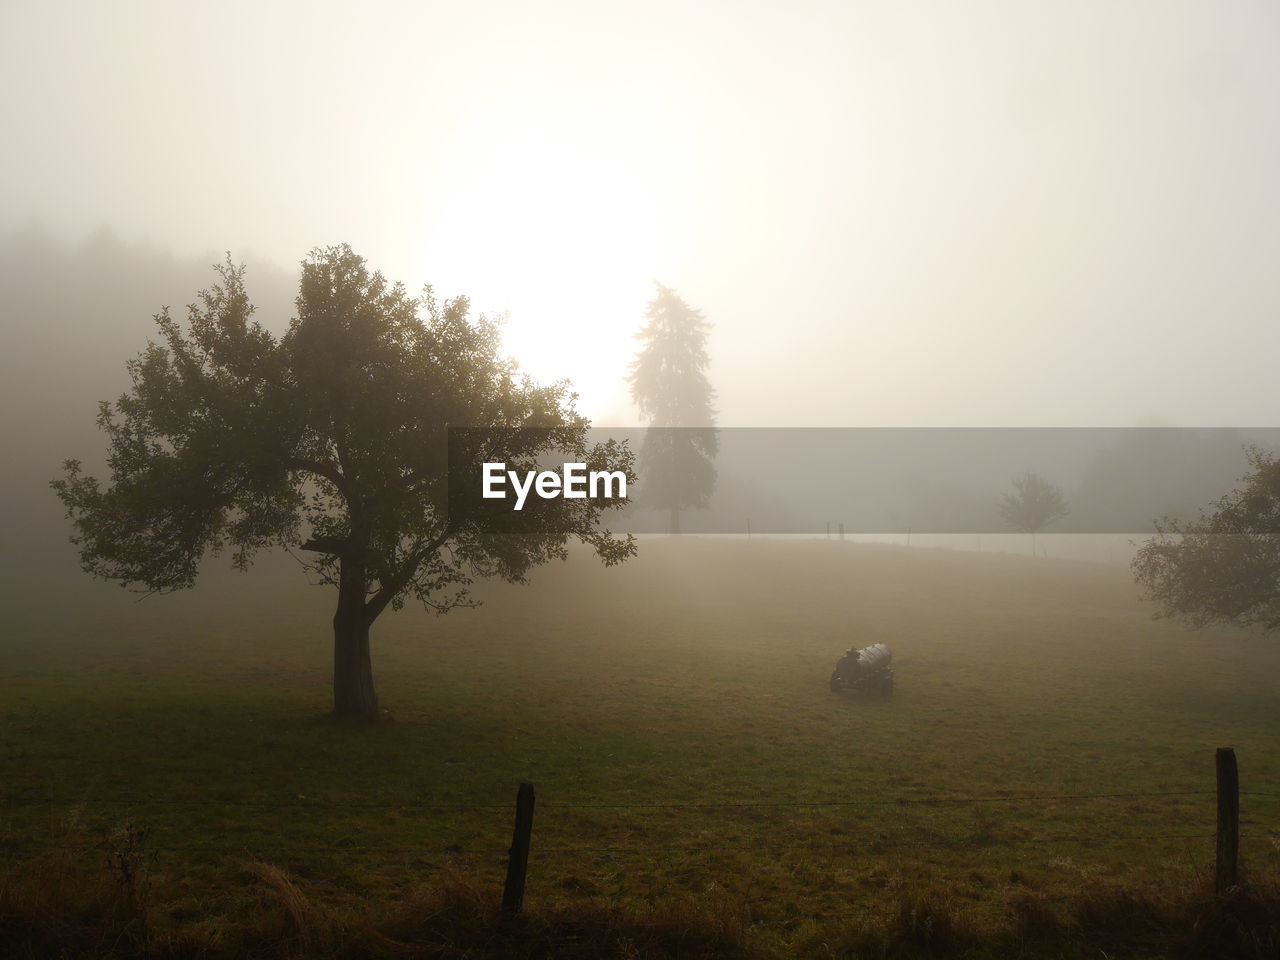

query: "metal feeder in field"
xmin=829 ymin=642 xmax=894 ymax=696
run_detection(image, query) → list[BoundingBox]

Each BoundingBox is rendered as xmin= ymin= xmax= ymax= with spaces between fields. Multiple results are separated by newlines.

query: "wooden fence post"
xmin=501 ymin=782 xmax=536 ymax=920
xmin=1215 ymin=747 xmax=1239 ymax=894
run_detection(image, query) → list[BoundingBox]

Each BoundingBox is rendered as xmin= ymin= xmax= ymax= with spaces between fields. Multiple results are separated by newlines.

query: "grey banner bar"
xmin=449 ymin=427 xmax=1280 ymax=534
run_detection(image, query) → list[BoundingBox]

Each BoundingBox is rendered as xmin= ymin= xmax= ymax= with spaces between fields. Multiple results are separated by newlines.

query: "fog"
xmin=4 ymin=0 xmax=1279 ymax=433
xmin=4 ymin=2 xmax=1280 ymax=580
xmin=7 ymin=8 xmax=1280 ymax=947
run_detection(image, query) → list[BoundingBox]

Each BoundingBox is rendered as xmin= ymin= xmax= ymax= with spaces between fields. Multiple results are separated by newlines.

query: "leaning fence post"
xmin=1215 ymin=747 xmax=1239 ymax=894
xmin=501 ymin=781 xmax=536 ymax=920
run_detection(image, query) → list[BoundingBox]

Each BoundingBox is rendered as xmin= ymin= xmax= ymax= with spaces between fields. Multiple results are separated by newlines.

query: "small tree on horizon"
xmin=627 ymin=284 xmax=717 ymax=534
xmin=998 ymin=472 xmax=1069 ymax=555
xmin=1132 ymin=448 xmax=1280 ymax=631
xmin=51 ymin=245 xmax=635 ymax=721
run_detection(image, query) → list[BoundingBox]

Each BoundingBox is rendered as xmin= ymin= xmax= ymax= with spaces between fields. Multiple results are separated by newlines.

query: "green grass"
xmin=3 ymin=539 xmax=1279 ymax=957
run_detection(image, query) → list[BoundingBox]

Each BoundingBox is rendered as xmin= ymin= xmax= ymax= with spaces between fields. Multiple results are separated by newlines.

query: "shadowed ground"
xmin=3 ymin=539 xmax=1278 ymax=957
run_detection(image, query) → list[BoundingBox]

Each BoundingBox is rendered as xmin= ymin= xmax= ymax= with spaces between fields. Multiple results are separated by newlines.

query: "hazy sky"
xmin=3 ymin=1 xmax=1278 ymax=427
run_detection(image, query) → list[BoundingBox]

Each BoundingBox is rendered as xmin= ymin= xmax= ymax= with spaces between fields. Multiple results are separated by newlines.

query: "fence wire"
xmin=5 ymin=787 xmax=1246 ymax=810
xmin=5 ymin=783 xmax=1275 ymax=872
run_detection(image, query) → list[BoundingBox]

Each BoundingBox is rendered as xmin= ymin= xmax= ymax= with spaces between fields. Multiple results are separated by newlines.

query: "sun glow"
xmin=414 ymin=127 xmax=668 ymax=423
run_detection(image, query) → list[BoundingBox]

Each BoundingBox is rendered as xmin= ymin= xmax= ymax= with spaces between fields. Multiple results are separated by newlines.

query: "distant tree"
xmin=1132 ymin=448 xmax=1280 ymax=631
xmin=627 ymin=284 xmax=717 ymax=534
xmin=51 ymin=245 xmax=634 ymax=721
xmin=998 ymin=472 xmax=1069 ymax=555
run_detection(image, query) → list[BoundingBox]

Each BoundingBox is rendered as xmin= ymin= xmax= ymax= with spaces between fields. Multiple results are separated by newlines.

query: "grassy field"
xmin=3 ymin=538 xmax=1279 ymax=957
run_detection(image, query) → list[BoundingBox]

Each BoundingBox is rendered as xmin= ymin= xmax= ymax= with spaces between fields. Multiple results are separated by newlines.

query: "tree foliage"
xmin=1132 ymin=448 xmax=1280 ymax=631
xmin=627 ymin=285 xmax=717 ymax=531
xmin=997 ymin=472 xmax=1069 ymax=555
xmin=52 ymin=245 xmax=634 ymax=718
xmin=998 ymin=472 xmax=1070 ymax=535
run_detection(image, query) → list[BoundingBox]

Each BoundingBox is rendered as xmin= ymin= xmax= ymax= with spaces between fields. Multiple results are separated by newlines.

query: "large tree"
xmin=1132 ymin=448 xmax=1280 ymax=631
xmin=52 ymin=245 xmax=634 ymax=720
xmin=998 ymin=472 xmax=1069 ymax=555
xmin=627 ymin=284 xmax=717 ymax=534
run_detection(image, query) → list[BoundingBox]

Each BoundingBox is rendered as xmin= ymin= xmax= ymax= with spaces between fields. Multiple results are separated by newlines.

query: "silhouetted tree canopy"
xmin=628 ymin=284 xmax=717 ymax=533
xmin=0 ymin=226 xmax=295 ymax=573
xmin=1132 ymin=448 xmax=1280 ymax=631
xmin=998 ymin=472 xmax=1069 ymax=554
xmin=52 ymin=244 xmax=634 ymax=719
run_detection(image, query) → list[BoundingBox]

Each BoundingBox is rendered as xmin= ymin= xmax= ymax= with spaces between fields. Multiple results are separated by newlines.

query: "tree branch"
xmin=300 ymin=535 xmax=349 ymax=555
xmin=363 ymin=527 xmax=453 ymax=622
xmin=286 ymin=457 xmax=355 ymax=501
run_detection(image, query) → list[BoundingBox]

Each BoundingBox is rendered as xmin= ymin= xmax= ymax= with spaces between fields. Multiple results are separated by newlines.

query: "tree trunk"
xmin=333 ymin=612 xmax=378 ymax=720
xmin=670 ymin=504 xmax=681 ymax=535
xmin=333 ymin=558 xmax=379 ymax=721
